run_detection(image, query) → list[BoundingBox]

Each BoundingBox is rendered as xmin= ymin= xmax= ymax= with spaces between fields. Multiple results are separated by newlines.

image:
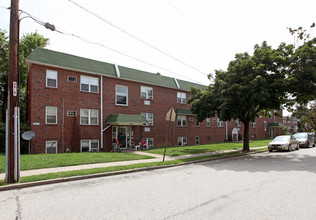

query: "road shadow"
xmin=199 ymin=148 xmax=316 ymax=174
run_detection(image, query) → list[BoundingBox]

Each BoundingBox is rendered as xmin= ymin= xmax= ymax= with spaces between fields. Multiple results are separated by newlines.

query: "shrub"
xmin=228 ymin=134 xmax=232 ymax=142
xmin=238 ymin=133 xmax=242 ymax=140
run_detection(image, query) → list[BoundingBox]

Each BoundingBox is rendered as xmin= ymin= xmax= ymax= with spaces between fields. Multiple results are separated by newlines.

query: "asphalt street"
xmin=1 ymin=147 xmax=316 ymax=219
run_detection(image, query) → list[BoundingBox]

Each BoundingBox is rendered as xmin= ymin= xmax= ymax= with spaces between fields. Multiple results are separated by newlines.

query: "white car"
xmin=268 ymin=135 xmax=299 ymax=152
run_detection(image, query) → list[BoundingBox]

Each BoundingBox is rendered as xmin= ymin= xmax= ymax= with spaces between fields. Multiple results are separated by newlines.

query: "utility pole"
xmin=6 ymin=0 xmax=20 ymax=183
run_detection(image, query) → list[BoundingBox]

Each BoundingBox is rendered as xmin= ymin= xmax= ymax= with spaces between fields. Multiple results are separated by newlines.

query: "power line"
xmin=164 ymin=0 xmax=236 ymax=53
xmin=14 ymin=9 xmax=208 ymax=85
xmin=67 ymin=0 xmax=209 ymax=77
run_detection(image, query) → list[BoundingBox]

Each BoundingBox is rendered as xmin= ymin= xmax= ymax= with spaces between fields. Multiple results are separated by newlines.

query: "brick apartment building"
xmin=25 ymin=48 xmax=283 ymax=154
xmin=283 ymin=116 xmax=298 ymax=133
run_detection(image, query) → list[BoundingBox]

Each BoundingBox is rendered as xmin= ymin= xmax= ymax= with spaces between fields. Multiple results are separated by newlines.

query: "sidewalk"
xmin=0 ymin=147 xmax=267 ymax=180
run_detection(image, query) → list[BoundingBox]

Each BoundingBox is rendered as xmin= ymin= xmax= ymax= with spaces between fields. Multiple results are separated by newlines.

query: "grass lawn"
xmin=0 ymin=147 xmax=268 ymax=185
xmin=9 ymin=151 xmax=246 ymax=184
xmin=0 ymin=152 xmax=154 ymax=173
xmin=145 ymin=139 xmax=271 ymax=156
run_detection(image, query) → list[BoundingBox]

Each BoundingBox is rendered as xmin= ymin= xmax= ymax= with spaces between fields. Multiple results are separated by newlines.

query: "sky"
xmin=0 ymin=0 xmax=316 ymax=86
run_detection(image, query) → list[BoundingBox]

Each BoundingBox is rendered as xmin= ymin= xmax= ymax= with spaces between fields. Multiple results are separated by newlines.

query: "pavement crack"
xmin=164 ymin=194 xmax=229 ymax=219
xmin=164 ymin=188 xmax=252 ymax=219
xmin=14 ymin=192 xmax=22 ymax=220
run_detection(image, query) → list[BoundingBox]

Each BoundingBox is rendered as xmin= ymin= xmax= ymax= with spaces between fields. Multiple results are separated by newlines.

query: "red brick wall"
xmin=28 ymin=64 xmax=282 ymax=153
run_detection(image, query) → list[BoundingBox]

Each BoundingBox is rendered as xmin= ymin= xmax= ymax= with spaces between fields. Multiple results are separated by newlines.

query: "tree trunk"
xmin=242 ymin=120 xmax=250 ymax=152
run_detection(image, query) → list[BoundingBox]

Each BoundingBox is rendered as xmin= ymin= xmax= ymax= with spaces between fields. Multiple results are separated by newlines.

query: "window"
xmin=177 ymin=92 xmax=186 ymax=104
xmin=195 ymin=136 xmax=200 ymax=145
xmin=252 ymin=122 xmax=256 ymax=128
xmin=81 ymin=140 xmax=99 ymax=152
xmin=141 ymin=86 xmax=153 ymax=99
xmin=46 ymin=106 xmax=57 ymax=124
xmin=196 ymin=119 xmax=200 ymax=127
xmin=68 ymin=76 xmax=77 ymax=82
xmin=80 ymin=109 xmax=98 ymax=125
xmin=177 ymin=115 xmax=187 ymax=127
xmin=142 ymin=138 xmax=154 ymax=149
xmin=141 ymin=113 xmax=154 ymax=126
xmin=236 ymin=119 xmax=240 ymax=127
xmin=217 ymin=118 xmax=224 ymax=127
xmin=116 ymin=85 xmax=128 ymax=106
xmin=178 ymin=137 xmax=187 ymax=146
xmin=46 ymin=70 xmax=57 ymax=88
xmin=206 ymin=118 xmax=211 ymax=127
xmin=264 ymin=121 xmax=267 ymax=130
xmin=80 ymin=75 xmax=98 ymax=93
xmin=46 ymin=141 xmax=57 ymax=154
xmin=67 ymin=110 xmax=77 ymax=116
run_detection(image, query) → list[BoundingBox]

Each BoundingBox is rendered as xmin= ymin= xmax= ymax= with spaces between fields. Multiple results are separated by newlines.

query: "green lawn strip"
xmin=0 ymin=150 xmax=269 ymax=185
xmin=146 ymin=139 xmax=271 ymax=156
xmin=0 ymin=153 xmax=154 ymax=173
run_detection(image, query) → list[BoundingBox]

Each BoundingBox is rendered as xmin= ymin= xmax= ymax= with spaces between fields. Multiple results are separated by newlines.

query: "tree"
xmin=189 ymin=25 xmax=316 ymax=152
xmin=0 ymin=29 xmax=49 ymax=123
xmin=293 ymin=103 xmax=316 ymax=132
xmin=190 ymin=42 xmax=287 ymax=152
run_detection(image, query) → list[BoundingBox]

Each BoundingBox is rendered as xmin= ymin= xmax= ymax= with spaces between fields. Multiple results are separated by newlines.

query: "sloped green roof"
xmin=268 ymin=123 xmax=283 ymax=127
xmin=106 ymin=114 xmax=148 ymax=125
xmin=25 ymin=48 xmax=206 ymax=92
xmin=119 ymin=66 xmax=179 ymax=89
xmin=25 ymin=48 xmax=117 ymax=77
xmin=176 ymin=109 xmax=195 ymax=115
xmin=176 ymin=78 xmax=206 ymax=91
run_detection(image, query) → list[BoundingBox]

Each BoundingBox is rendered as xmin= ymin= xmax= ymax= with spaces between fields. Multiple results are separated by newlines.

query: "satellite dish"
xmin=22 ymin=131 xmax=35 ymax=141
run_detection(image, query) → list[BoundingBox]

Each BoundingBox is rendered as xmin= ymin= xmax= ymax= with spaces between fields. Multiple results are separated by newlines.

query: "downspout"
xmin=225 ymin=121 xmax=228 ymax=141
xmin=100 ymin=76 xmax=103 ymax=149
xmin=62 ymin=98 xmax=64 ymax=153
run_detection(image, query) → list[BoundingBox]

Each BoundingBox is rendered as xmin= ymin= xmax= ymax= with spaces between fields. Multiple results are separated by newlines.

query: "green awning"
xmin=268 ymin=123 xmax=283 ymax=127
xmin=106 ymin=114 xmax=148 ymax=126
xmin=176 ymin=109 xmax=195 ymax=115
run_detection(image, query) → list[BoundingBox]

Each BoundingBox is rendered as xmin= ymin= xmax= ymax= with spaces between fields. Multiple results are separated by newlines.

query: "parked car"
xmin=293 ymin=132 xmax=315 ymax=148
xmin=268 ymin=135 xmax=299 ymax=152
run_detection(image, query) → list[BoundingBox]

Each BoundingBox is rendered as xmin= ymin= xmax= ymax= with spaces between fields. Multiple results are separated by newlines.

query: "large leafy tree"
xmin=292 ymin=103 xmax=316 ymax=131
xmin=0 ymin=29 xmax=49 ymax=123
xmin=189 ymin=27 xmax=316 ymax=152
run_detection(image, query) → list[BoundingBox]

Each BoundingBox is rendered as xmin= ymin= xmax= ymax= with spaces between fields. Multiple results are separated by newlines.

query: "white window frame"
xmin=141 ymin=113 xmax=154 ymax=126
xmin=80 ymin=109 xmax=99 ymax=125
xmin=177 ymin=92 xmax=186 ymax=104
xmin=80 ymin=75 xmax=99 ymax=93
xmin=206 ymin=118 xmax=211 ymax=127
xmin=46 ymin=106 xmax=57 ymax=124
xmin=46 ymin=70 xmax=58 ymax=88
xmin=236 ymin=119 xmax=240 ymax=127
xmin=264 ymin=121 xmax=267 ymax=130
xmin=252 ymin=122 xmax=256 ymax=128
xmin=67 ymin=76 xmax=77 ymax=82
xmin=177 ymin=115 xmax=187 ymax=127
xmin=196 ymin=119 xmax=200 ymax=127
xmin=178 ymin=136 xmax=187 ymax=146
xmin=46 ymin=140 xmax=57 ymax=154
xmin=116 ymin=85 xmax=128 ymax=106
xmin=141 ymin=86 xmax=153 ymax=100
xmin=217 ymin=118 xmax=224 ymax=127
xmin=81 ymin=139 xmax=99 ymax=152
xmin=195 ymin=136 xmax=200 ymax=145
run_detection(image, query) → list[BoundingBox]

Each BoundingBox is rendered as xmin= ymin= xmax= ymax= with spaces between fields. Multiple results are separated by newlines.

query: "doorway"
xmin=113 ymin=126 xmax=132 ymax=148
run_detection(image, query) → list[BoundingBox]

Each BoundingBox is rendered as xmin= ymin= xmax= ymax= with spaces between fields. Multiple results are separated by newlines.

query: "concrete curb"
xmin=0 ymin=150 xmax=268 ymax=191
